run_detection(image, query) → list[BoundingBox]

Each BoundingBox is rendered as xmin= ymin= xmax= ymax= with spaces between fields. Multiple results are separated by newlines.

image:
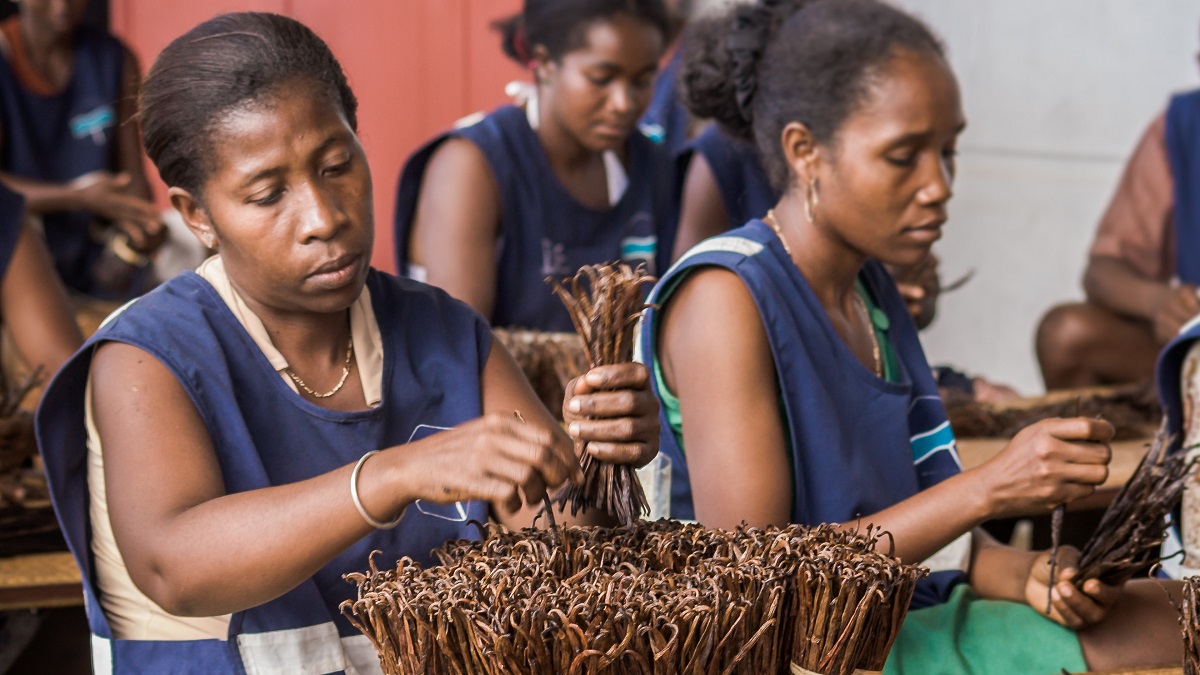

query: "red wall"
xmin=110 ymin=0 xmax=526 ymax=273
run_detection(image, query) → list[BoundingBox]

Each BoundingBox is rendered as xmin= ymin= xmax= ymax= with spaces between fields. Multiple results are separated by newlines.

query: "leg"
xmin=1077 ymin=578 xmax=1183 ymax=669
xmin=1036 ymin=302 xmax=1158 ymax=390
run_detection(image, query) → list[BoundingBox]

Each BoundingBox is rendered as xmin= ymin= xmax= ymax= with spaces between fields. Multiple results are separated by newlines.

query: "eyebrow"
xmin=888 ymin=121 xmax=968 ymax=147
xmin=586 ymin=61 xmax=659 ymax=76
xmin=237 ymin=136 xmax=345 ymax=189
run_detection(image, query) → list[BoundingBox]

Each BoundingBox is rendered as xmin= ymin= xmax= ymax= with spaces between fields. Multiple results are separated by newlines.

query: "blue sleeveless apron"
xmin=36 ymin=269 xmax=491 ymax=673
xmin=1167 ymin=89 xmax=1200 ymax=284
xmin=679 ymin=124 xmax=776 ymax=232
xmin=393 ymin=105 xmax=676 ymax=331
xmin=639 ymin=49 xmax=688 ymax=156
xmin=0 ymin=28 xmax=125 ymax=296
xmin=638 ymin=220 xmax=965 ymax=608
xmin=0 ymin=183 xmax=26 ymax=283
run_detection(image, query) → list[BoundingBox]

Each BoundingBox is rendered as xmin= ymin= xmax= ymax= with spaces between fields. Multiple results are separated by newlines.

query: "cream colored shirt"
xmin=86 ymin=256 xmax=384 ymax=640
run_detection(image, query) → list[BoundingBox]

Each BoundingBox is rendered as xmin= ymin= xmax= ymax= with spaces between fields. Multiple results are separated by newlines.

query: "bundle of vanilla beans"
xmin=1061 ymin=422 xmax=1194 ymax=589
xmin=549 ymin=263 xmax=654 ymax=525
xmin=341 ymin=520 xmax=926 ymax=675
xmin=945 ymin=383 xmax=1159 ymax=440
xmin=493 ymin=328 xmax=588 ymax=420
xmin=1185 ymin=576 xmax=1200 ymax=675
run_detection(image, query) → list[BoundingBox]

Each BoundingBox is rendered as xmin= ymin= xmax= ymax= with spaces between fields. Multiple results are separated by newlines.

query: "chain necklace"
xmin=284 ymin=335 xmax=355 ymax=398
xmin=762 ymin=209 xmax=882 ymax=378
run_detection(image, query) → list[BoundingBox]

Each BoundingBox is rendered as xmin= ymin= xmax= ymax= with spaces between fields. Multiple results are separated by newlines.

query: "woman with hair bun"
xmin=394 ymin=0 xmax=677 ymax=332
xmin=36 ymin=12 xmax=659 ymax=672
xmin=641 ymin=0 xmax=1181 ymax=670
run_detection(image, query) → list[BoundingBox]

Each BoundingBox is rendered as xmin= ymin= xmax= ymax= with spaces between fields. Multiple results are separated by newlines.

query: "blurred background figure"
xmin=0 ymin=0 xmax=164 ymax=300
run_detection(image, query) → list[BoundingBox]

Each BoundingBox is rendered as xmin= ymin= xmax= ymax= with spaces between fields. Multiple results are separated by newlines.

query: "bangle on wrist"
xmin=110 ymin=235 xmax=150 ymax=267
xmin=350 ymin=450 xmax=405 ymax=529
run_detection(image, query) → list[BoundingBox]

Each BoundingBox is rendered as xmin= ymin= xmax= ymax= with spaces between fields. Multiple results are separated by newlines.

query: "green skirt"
xmin=882 ymin=584 xmax=1087 ymax=675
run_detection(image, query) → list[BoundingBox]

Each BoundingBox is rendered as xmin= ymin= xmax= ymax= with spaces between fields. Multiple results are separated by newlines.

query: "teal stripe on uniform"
xmin=911 ymin=421 xmax=955 ymax=464
xmin=621 ymin=236 xmax=657 ymax=258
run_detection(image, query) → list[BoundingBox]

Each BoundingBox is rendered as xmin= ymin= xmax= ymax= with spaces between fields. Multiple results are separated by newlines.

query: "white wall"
xmin=892 ymin=1 xmax=1198 ymax=394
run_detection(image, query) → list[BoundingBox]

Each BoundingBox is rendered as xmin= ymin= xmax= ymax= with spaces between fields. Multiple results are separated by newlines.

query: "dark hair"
xmin=682 ymin=0 xmax=945 ymax=191
xmin=495 ymin=0 xmax=671 ymax=65
xmin=140 ymin=12 xmax=359 ymax=198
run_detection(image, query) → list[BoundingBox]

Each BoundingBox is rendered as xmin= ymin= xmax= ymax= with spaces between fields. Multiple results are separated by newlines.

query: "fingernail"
xmin=568 ymin=422 xmax=580 ymax=436
xmin=568 ymin=398 xmax=581 ymax=413
xmin=586 ymin=371 xmax=604 ymax=385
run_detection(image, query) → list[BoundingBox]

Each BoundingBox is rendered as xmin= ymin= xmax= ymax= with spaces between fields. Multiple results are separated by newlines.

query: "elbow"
xmin=129 ymin=563 xmax=221 ymax=618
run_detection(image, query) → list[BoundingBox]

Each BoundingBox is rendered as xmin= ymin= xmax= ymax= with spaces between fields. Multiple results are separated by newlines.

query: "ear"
xmin=531 ymin=44 xmax=554 ymax=86
xmin=168 ymin=186 xmax=218 ymax=251
xmin=780 ymin=121 xmax=823 ymax=188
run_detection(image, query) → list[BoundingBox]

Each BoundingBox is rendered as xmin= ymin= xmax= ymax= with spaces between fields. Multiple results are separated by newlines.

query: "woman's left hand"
xmin=1024 ymin=546 xmax=1121 ymax=629
xmin=562 ymin=363 xmax=660 ymax=468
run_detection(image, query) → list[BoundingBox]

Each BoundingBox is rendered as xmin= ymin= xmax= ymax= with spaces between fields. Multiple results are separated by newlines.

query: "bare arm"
xmin=408 ymin=138 xmax=501 ymax=318
xmin=671 ymin=153 xmax=731 ymax=261
xmin=1 ymin=221 xmax=82 ymax=373
xmin=661 ymin=268 xmax=1113 ymax=563
xmin=1083 ymin=255 xmax=1172 ymax=323
xmin=95 ymin=340 xmax=581 ymax=617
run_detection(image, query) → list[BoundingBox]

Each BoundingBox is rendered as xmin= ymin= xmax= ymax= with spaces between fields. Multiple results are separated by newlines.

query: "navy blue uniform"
xmin=37 ymin=270 xmax=491 ymax=673
xmin=394 ymin=105 xmax=676 ymax=332
xmin=680 ymin=124 xmax=776 ymax=231
xmin=0 ymin=28 xmax=125 ymax=295
xmin=0 ymin=183 xmax=25 ymax=283
xmin=1166 ymin=88 xmax=1200 ymax=285
xmin=639 ymin=220 xmax=965 ymax=608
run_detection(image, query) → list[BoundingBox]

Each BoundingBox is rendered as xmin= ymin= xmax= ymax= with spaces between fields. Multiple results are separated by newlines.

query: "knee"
xmin=1036 ymin=303 xmax=1103 ymax=367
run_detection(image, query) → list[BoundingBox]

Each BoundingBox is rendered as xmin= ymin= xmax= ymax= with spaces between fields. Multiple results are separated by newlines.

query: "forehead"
xmin=562 ymin=14 xmax=664 ymax=66
xmin=204 ymin=86 xmax=354 ymax=181
xmin=840 ymin=50 xmax=965 ymax=143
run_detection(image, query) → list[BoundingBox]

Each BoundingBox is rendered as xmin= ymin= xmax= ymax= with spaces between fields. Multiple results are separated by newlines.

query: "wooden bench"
xmin=0 ymin=551 xmax=83 ymax=611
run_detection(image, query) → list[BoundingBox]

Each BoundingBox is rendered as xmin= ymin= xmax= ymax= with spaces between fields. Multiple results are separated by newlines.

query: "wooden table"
xmin=957 ymin=438 xmax=1150 ymax=516
xmin=0 ymin=551 xmax=83 ymax=611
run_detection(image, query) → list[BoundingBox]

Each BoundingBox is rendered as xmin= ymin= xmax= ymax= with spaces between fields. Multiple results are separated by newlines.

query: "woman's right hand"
xmin=71 ymin=171 xmax=166 ymax=252
xmin=388 ymin=412 xmax=582 ymax=516
xmin=976 ymin=417 xmax=1113 ymax=517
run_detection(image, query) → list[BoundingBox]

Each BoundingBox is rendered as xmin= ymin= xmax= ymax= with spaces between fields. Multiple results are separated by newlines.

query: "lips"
xmin=307 ymin=252 xmax=362 ymax=288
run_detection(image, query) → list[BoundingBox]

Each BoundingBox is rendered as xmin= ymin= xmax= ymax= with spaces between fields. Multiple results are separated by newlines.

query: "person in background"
xmin=0 ymin=0 xmax=164 ymax=300
xmin=637 ymin=0 xmax=695 ymax=154
xmin=1036 ymin=78 xmax=1200 ymax=389
xmin=671 ymin=27 xmax=1016 ymax=402
xmin=641 ymin=0 xmax=1181 ymax=671
xmin=37 ymin=12 xmax=658 ymax=671
xmin=394 ymin=0 xmax=676 ymax=332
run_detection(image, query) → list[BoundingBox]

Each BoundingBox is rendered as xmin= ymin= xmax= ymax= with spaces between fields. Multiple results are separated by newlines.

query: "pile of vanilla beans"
xmin=549 ymin=263 xmax=655 ymax=526
xmin=341 ymin=520 xmax=926 ymax=675
xmin=946 ymin=384 xmax=1159 ymax=440
xmin=493 ymin=328 xmax=588 ymax=420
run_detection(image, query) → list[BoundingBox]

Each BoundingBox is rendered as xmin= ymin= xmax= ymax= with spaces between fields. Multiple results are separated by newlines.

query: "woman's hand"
xmin=1024 ymin=546 xmax=1121 ymax=629
xmin=71 ymin=171 xmax=166 ymax=253
xmin=562 ymin=363 xmax=660 ymax=468
xmin=1152 ymin=284 xmax=1200 ymax=345
xmin=389 ymin=412 xmax=582 ymax=516
xmin=976 ymin=417 xmax=1113 ymax=517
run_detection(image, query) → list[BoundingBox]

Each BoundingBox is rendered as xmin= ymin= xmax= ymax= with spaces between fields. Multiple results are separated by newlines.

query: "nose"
xmin=608 ymin=82 xmax=633 ymax=116
xmin=918 ymin=155 xmax=954 ymax=206
xmin=295 ymin=180 xmax=348 ymax=243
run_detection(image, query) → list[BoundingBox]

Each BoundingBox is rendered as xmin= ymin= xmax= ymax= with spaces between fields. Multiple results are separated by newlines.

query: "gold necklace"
xmin=284 ymin=335 xmax=354 ymax=398
xmin=763 ymin=209 xmax=882 ymax=378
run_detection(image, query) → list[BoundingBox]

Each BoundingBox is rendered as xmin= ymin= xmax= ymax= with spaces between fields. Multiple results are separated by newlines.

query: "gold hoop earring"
xmin=804 ymin=176 xmax=820 ymax=223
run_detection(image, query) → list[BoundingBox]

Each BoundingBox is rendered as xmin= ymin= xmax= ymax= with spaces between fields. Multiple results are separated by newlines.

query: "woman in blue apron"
xmin=0 ymin=181 xmax=81 ymax=492
xmin=640 ymin=0 xmax=1181 ymax=671
xmin=36 ymin=13 xmax=660 ymax=673
xmin=0 ymin=0 xmax=164 ymax=299
xmin=394 ymin=0 xmax=677 ymax=332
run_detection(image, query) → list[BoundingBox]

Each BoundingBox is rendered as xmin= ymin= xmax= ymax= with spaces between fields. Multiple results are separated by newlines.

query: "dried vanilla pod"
xmin=1071 ymin=421 xmax=1195 ymax=589
xmin=548 ymin=262 xmax=655 ymax=525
